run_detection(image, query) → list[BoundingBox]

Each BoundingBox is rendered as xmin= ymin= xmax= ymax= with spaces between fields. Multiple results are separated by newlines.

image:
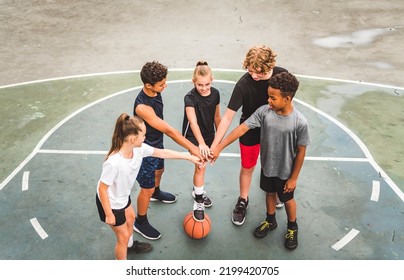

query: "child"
xmin=96 ymin=113 xmax=202 ymax=260
xmin=210 ymin=72 xmax=309 ymax=249
xmin=133 ymin=61 xmax=204 ymax=240
xmin=210 ymin=45 xmax=287 ymax=226
xmin=182 ymin=61 xmax=221 ymax=221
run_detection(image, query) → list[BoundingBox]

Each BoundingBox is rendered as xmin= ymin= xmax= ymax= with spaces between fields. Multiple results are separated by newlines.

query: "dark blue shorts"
xmin=136 ymin=156 xmax=164 ymax=188
xmin=259 ymin=171 xmax=294 ymax=203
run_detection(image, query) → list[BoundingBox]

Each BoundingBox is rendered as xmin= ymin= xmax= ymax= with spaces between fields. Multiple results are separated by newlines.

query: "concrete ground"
xmin=0 ymin=0 xmax=403 ymax=265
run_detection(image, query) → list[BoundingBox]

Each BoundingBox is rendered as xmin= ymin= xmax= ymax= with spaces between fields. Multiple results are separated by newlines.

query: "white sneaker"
xmin=276 ymin=196 xmax=284 ymax=208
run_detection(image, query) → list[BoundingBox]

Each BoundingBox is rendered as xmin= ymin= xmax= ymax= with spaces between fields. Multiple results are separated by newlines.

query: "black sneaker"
xmin=133 ymin=220 xmax=161 ymax=240
xmin=150 ymin=189 xmax=177 ymax=203
xmin=193 ymin=200 xmax=205 ymax=222
xmin=232 ymin=197 xmax=248 ymax=225
xmin=192 ymin=190 xmax=212 ymax=207
xmin=285 ymin=228 xmax=298 ymax=249
xmin=253 ymin=220 xmax=278 ymax=238
xmin=128 ymin=240 xmax=152 ymax=253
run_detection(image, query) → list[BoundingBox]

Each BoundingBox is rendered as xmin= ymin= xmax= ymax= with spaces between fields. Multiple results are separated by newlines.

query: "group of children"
xmin=95 ymin=45 xmax=310 ymax=260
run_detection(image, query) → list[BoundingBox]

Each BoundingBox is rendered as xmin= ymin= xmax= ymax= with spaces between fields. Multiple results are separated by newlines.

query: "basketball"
xmin=183 ymin=211 xmax=211 ymax=239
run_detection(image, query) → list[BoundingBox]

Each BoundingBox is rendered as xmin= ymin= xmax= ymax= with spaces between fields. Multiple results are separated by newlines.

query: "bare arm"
xmin=210 ymin=123 xmax=250 ymax=163
xmin=98 ymin=182 xmax=115 ymax=226
xmin=152 ymin=148 xmax=203 ymax=166
xmin=185 ymin=107 xmax=209 ymax=158
xmin=214 ymin=104 xmax=222 ymax=131
xmin=135 ymin=104 xmax=202 ymax=160
xmin=210 ymin=108 xmax=236 ymax=149
xmin=284 ymin=145 xmax=307 ymax=193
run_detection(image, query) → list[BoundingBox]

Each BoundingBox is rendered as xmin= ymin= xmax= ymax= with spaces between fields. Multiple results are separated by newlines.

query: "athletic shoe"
xmin=150 ymin=189 xmax=177 ymax=203
xmin=285 ymin=228 xmax=298 ymax=249
xmin=193 ymin=200 xmax=205 ymax=222
xmin=133 ymin=220 xmax=161 ymax=240
xmin=192 ymin=190 xmax=212 ymax=207
xmin=231 ymin=196 xmax=248 ymax=225
xmin=276 ymin=196 xmax=284 ymax=208
xmin=276 ymin=202 xmax=284 ymax=208
xmin=253 ymin=219 xmax=278 ymax=238
xmin=128 ymin=240 xmax=153 ymax=253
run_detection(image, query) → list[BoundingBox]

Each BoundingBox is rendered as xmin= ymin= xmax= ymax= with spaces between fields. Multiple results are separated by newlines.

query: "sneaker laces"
xmin=259 ymin=221 xmax=270 ymax=231
xmin=285 ymin=229 xmax=296 ymax=240
xmin=194 ymin=201 xmax=204 ymax=211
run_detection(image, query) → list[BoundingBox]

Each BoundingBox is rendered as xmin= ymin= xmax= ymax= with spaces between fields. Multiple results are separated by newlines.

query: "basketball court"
xmin=0 ymin=71 xmax=403 ymax=260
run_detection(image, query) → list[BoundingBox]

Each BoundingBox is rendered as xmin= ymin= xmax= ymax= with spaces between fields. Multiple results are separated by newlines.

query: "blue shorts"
xmin=136 ymin=156 xmax=164 ymax=189
xmin=259 ymin=171 xmax=294 ymax=203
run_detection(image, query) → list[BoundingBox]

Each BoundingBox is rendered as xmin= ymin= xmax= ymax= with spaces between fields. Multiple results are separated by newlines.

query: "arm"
xmin=135 ymin=104 xmax=202 ymax=160
xmin=214 ymin=104 xmax=222 ymax=131
xmin=210 ymin=123 xmax=250 ymax=163
xmin=284 ymin=145 xmax=307 ymax=193
xmin=210 ymin=108 xmax=236 ymax=149
xmin=98 ymin=182 xmax=115 ymax=226
xmin=152 ymin=148 xmax=203 ymax=166
xmin=185 ymin=106 xmax=209 ymax=158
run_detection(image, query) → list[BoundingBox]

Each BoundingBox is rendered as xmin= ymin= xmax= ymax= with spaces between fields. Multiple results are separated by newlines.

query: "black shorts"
xmin=259 ymin=171 xmax=294 ymax=203
xmin=95 ymin=194 xmax=131 ymax=226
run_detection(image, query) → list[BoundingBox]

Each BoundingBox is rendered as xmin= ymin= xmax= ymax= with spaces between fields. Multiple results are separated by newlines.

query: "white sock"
xmin=194 ymin=185 xmax=204 ymax=195
xmin=127 ymin=234 xmax=133 ymax=248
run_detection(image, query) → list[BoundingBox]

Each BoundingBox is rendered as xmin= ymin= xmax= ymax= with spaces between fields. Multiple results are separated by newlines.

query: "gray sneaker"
xmin=231 ymin=197 xmax=248 ymax=225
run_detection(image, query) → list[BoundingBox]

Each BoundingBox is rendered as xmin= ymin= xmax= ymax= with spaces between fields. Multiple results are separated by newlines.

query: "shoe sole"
xmin=231 ymin=213 xmax=245 ymax=225
xmin=276 ymin=204 xmax=284 ymax=208
xmin=149 ymin=197 xmax=177 ymax=204
xmin=133 ymin=225 xmax=162 ymax=240
xmin=285 ymin=242 xmax=298 ymax=250
xmin=192 ymin=216 xmax=205 ymax=222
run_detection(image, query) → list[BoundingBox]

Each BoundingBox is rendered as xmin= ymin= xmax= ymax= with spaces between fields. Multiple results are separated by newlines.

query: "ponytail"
xmin=106 ymin=113 xmax=144 ymax=159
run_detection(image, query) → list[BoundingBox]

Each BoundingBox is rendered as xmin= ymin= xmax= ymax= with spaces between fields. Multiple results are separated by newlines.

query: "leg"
xmin=192 ymin=164 xmax=207 ymax=221
xmin=126 ymin=204 xmax=152 ymax=254
xmin=239 ymin=165 xmax=255 ymax=199
xmin=110 ymin=222 xmax=131 ymax=260
xmin=151 ymin=167 xmax=177 ymax=203
xmin=137 ymin=187 xmax=154 ymax=216
xmin=232 ymin=143 xmax=260 ymax=225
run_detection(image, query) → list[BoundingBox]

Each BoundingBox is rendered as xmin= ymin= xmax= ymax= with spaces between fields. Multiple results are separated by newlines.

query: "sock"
xmin=288 ymin=220 xmax=298 ymax=230
xmin=194 ymin=185 xmax=204 ymax=202
xmin=266 ymin=213 xmax=276 ymax=223
xmin=137 ymin=214 xmax=147 ymax=225
xmin=153 ymin=186 xmax=160 ymax=195
xmin=127 ymin=234 xmax=133 ymax=248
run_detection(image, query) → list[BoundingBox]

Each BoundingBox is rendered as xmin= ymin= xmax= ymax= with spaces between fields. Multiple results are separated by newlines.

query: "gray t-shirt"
xmin=244 ymin=105 xmax=310 ymax=180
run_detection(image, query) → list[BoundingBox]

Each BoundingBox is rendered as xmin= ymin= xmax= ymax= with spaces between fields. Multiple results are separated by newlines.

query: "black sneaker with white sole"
xmin=232 ymin=196 xmax=248 ymax=225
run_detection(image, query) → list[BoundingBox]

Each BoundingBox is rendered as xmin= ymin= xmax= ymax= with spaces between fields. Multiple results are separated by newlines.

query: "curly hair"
xmin=140 ymin=61 xmax=168 ymax=86
xmin=268 ymin=72 xmax=299 ymax=98
xmin=242 ymin=45 xmax=277 ymax=74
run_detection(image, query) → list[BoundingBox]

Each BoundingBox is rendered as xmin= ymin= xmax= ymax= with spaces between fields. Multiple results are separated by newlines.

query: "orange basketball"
xmin=183 ymin=211 xmax=211 ymax=239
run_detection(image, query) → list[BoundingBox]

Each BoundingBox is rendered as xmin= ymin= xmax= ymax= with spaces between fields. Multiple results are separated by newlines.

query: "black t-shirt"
xmin=182 ymin=87 xmax=220 ymax=146
xmin=227 ymin=66 xmax=288 ymax=145
xmin=133 ymin=90 xmax=164 ymax=148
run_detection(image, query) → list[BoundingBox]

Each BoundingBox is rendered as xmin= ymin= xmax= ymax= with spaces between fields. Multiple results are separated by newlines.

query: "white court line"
xmin=331 ymin=228 xmax=360 ymax=251
xmin=2 ymin=69 xmax=404 ymax=90
xmin=371 ymin=180 xmax=380 ymax=202
xmin=1 ymin=77 xmax=403 ymax=202
xmin=0 ymin=86 xmax=141 ymax=190
xmin=30 ymin=218 xmax=48 ymax=240
xmin=38 ymin=149 xmax=107 ymax=155
xmin=22 ymin=171 xmax=29 ymax=191
xmin=38 ymin=149 xmax=372 ymax=163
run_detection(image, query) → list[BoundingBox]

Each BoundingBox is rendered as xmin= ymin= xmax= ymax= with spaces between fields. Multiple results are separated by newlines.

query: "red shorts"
xmin=239 ymin=143 xmax=260 ymax=168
